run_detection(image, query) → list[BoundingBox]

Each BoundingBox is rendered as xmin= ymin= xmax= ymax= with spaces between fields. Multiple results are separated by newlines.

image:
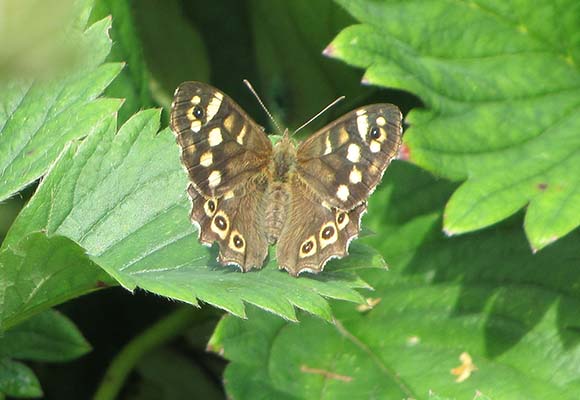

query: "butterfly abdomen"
xmin=265 ymin=182 xmax=289 ymax=244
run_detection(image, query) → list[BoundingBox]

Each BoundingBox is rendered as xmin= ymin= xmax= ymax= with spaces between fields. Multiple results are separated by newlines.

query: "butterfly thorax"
xmin=265 ymin=134 xmax=297 ymax=243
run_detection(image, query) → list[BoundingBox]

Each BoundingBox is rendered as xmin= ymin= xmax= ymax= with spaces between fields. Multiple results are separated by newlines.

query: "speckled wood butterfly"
xmin=170 ymin=81 xmax=402 ymax=276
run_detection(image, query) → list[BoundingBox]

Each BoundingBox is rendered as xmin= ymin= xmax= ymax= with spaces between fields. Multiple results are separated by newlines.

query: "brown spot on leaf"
xmin=300 ymin=365 xmax=352 ymax=382
xmin=537 ymin=182 xmax=548 ymax=191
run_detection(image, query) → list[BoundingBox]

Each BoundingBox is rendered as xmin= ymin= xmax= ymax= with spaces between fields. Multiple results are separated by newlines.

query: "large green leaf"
xmin=327 ymin=0 xmax=580 ymax=251
xmin=0 ymin=14 xmax=123 ymax=202
xmin=3 ymin=109 xmax=386 ymax=323
xmin=210 ymin=162 xmax=580 ymax=399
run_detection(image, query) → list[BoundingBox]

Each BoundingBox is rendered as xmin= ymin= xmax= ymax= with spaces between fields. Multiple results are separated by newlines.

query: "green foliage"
xmin=0 ymin=310 xmax=90 ymax=397
xmin=210 ymin=163 xmax=580 ymax=399
xmin=329 ymin=0 xmax=580 ymax=251
xmin=0 ymin=15 xmax=122 ymax=202
xmin=1 ymin=0 xmax=578 ymax=398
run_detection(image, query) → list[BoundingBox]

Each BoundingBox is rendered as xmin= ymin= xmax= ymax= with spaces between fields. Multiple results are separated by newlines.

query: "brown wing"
xmin=276 ymin=175 xmax=367 ymax=276
xmin=296 ymin=104 xmax=402 ymax=210
xmin=171 ymin=81 xmax=272 ymax=271
xmin=171 ymin=81 xmax=273 ymax=197
xmin=187 ymin=178 xmax=270 ymax=272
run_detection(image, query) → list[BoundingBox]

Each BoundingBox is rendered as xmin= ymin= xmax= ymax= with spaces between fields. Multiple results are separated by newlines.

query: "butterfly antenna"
xmin=243 ymin=79 xmax=284 ymax=135
xmin=292 ymin=96 xmax=345 ymax=136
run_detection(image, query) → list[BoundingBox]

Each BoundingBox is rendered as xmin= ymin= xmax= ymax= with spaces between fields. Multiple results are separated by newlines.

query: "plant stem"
xmin=93 ymin=306 xmax=205 ymax=400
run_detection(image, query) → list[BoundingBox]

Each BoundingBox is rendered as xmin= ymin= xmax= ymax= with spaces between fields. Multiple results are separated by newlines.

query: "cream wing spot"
xmin=224 ymin=114 xmax=236 ymax=132
xmin=324 ymin=135 xmax=332 ymax=155
xmin=206 ymin=92 xmax=223 ymax=122
xmin=337 ymin=185 xmax=350 ymax=202
xmin=190 ymin=120 xmax=202 ymax=133
xmin=224 ymin=190 xmax=235 ymax=200
xmin=356 ymin=110 xmax=368 ymax=141
xmin=376 ymin=116 xmax=386 ymax=126
xmin=236 ymin=125 xmax=247 ymax=145
xmin=208 ymin=127 xmax=223 ymax=147
xmin=370 ymin=140 xmax=381 ymax=153
xmin=346 ymin=143 xmax=361 ymax=163
xmin=211 ymin=211 xmax=229 ymax=240
xmin=338 ymin=128 xmax=349 ymax=146
xmin=200 ymin=151 xmax=213 ymax=167
xmin=349 ymin=167 xmax=362 ymax=184
xmin=208 ymin=170 xmax=222 ymax=188
xmin=190 ymin=95 xmax=201 ymax=105
xmin=336 ymin=211 xmax=349 ymax=230
xmin=203 ymin=198 xmax=218 ymax=217
xmin=229 ymin=230 xmax=246 ymax=253
xmin=319 ymin=222 xmax=338 ymax=249
xmin=299 ymin=236 xmax=317 ymax=258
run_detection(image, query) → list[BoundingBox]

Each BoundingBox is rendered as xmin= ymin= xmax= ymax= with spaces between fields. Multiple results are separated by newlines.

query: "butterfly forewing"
xmin=171 ymin=81 xmax=273 ymax=198
xmin=171 ymin=82 xmax=273 ymax=272
xmin=296 ymin=104 xmax=402 ymax=210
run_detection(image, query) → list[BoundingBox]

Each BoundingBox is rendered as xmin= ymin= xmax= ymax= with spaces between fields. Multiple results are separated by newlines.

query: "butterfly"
xmin=170 ymin=81 xmax=403 ymax=276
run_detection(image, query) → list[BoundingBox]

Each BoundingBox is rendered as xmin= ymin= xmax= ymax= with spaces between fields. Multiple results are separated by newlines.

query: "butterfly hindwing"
xmin=171 ymin=81 xmax=272 ymax=198
xmin=188 ymin=178 xmax=270 ymax=271
xmin=276 ymin=175 xmax=367 ymax=276
xmin=296 ymin=104 xmax=402 ymax=210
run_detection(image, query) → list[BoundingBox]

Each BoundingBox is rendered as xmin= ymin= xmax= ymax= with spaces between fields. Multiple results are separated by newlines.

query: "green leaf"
xmin=129 ymin=349 xmax=223 ymax=400
xmin=210 ymin=162 xmax=580 ymax=399
xmin=4 ymin=109 xmax=385 ymax=323
xmin=328 ymin=0 xmax=580 ymax=251
xmin=0 ymin=233 xmax=113 ymax=331
xmin=0 ymin=310 xmax=90 ymax=397
xmin=132 ymin=0 xmax=210 ymax=105
xmin=0 ymin=359 xmax=41 ymax=398
xmin=90 ymin=0 xmax=155 ymax=123
xmin=0 ymin=0 xmax=93 ymax=79
xmin=0 ymin=15 xmax=123 ymax=202
xmin=0 ymin=309 xmax=90 ymax=361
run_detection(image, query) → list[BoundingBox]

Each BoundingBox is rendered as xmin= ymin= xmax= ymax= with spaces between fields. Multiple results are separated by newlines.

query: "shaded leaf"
xmin=133 ymin=0 xmax=210 ymax=107
xmin=0 ymin=359 xmax=41 ymax=398
xmin=210 ymin=162 xmax=580 ymax=399
xmin=0 ymin=309 xmax=90 ymax=361
xmin=128 ymin=349 xmax=222 ymax=400
xmin=250 ymin=0 xmax=369 ymax=128
xmin=4 ymin=109 xmax=385 ymax=323
xmin=328 ymin=0 xmax=580 ymax=251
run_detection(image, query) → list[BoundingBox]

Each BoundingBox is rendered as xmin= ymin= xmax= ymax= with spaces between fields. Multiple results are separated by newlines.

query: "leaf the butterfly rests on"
xmin=171 ymin=81 xmax=403 ymax=276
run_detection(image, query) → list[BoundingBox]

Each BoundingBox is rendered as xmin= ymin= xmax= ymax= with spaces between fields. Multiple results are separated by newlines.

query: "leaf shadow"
xmin=370 ymin=162 xmax=580 ymax=358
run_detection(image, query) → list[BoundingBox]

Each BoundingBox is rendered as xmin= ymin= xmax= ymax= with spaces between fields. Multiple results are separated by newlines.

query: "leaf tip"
xmin=105 ymin=15 xmax=113 ymax=41
xmin=206 ymin=342 xmax=224 ymax=356
xmin=322 ymin=44 xmax=336 ymax=57
xmin=361 ymin=75 xmax=373 ymax=85
xmin=530 ymin=235 xmax=558 ymax=253
xmin=443 ymin=226 xmax=456 ymax=237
